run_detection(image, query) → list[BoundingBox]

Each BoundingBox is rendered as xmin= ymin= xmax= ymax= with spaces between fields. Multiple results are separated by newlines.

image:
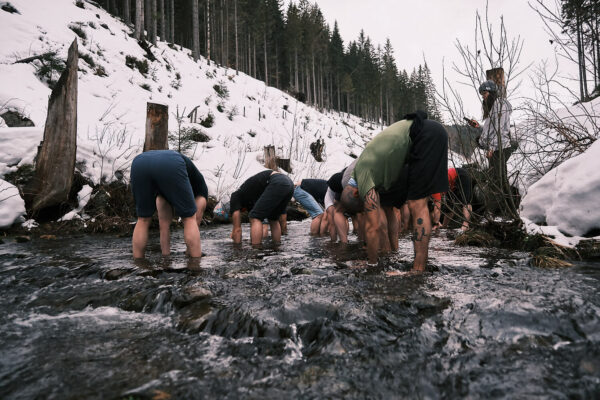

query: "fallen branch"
xmin=13 ymin=52 xmax=57 ymax=64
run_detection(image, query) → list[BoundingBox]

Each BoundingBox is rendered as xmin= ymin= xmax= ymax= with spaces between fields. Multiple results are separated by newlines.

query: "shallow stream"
xmin=1 ymin=221 xmax=599 ymax=399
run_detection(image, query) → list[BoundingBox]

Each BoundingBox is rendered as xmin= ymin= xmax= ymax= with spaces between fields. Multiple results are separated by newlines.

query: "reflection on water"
xmin=1 ymin=221 xmax=599 ymax=399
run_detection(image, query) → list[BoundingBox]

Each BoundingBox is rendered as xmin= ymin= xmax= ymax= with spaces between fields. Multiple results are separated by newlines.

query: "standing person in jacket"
xmin=130 ymin=150 xmax=204 ymax=259
xmin=340 ymin=113 xmax=448 ymax=271
xmin=228 ymin=170 xmax=294 ymax=245
xmin=469 ymin=80 xmax=515 ymax=195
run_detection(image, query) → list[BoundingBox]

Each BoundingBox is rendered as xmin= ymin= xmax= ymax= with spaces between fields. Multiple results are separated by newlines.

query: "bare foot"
xmin=386 ymin=269 xmax=422 ymax=277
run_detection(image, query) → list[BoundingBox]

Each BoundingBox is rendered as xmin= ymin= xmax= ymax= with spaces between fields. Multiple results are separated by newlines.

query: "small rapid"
xmin=1 ymin=220 xmax=599 ymax=399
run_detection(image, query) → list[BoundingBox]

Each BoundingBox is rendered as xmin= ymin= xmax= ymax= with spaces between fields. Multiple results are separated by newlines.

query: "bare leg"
xmin=319 ymin=211 xmax=329 ymax=236
xmin=407 ymin=198 xmax=432 ymax=271
xmin=156 ymin=196 xmax=173 ymax=256
xmin=384 ymin=206 xmax=399 ymax=251
xmin=461 ymin=204 xmax=473 ymax=231
xmin=270 ymin=219 xmax=282 ymax=243
xmin=327 ymin=206 xmax=337 ymax=241
xmin=182 ymin=215 xmax=201 ymax=257
xmin=377 ymin=207 xmax=391 ymax=252
xmin=400 ymin=203 xmax=410 ymax=233
xmin=195 ymin=196 xmax=207 ymax=227
xmin=356 ymin=212 xmax=366 ymax=242
xmin=132 ymin=217 xmax=152 ymax=259
xmin=279 ymin=214 xmax=288 ymax=235
xmin=333 ymin=208 xmax=348 ymax=243
xmin=310 ymin=214 xmax=323 ymax=235
xmin=250 ymin=218 xmax=264 ymax=245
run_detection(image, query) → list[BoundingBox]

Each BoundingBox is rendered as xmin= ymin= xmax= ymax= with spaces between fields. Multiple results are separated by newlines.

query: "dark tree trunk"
xmin=192 ymin=0 xmax=199 ymax=60
xmin=135 ymin=0 xmax=144 ymax=40
xmin=234 ymin=0 xmax=238 ymax=74
xmin=150 ymin=0 xmax=157 ymax=45
xmin=263 ymin=145 xmax=277 ymax=170
xmin=28 ymin=39 xmax=78 ymax=216
xmin=169 ymin=0 xmax=174 ymax=43
xmin=158 ymin=0 xmax=164 ymax=41
xmin=143 ymin=102 xmax=169 ymax=151
xmin=206 ymin=0 xmax=212 ymax=64
xmin=263 ymin=30 xmax=268 ymax=85
xmin=124 ymin=0 xmax=131 ymax=25
xmin=144 ymin=0 xmax=150 ymax=34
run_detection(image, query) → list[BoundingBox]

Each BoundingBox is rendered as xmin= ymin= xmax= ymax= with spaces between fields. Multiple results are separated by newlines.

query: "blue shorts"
xmin=293 ymin=186 xmax=324 ymax=218
xmin=130 ymin=150 xmax=197 ymax=218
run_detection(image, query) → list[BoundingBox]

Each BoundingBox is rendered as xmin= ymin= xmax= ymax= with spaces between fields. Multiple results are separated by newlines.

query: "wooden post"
xmin=263 ymin=145 xmax=277 ymax=170
xmin=143 ymin=102 xmax=169 ymax=151
xmin=309 ymin=138 xmax=325 ymax=162
xmin=258 ymin=107 xmax=261 ymax=121
xmin=28 ymin=39 xmax=78 ymax=216
xmin=486 ymin=67 xmax=506 ymax=97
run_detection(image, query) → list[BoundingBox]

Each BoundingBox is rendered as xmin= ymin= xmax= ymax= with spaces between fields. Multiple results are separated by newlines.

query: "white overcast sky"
xmin=284 ymin=0 xmax=575 ymax=121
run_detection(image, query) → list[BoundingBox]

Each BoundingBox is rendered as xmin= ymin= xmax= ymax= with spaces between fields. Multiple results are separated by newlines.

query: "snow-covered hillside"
xmin=0 ymin=0 xmax=374 ymax=226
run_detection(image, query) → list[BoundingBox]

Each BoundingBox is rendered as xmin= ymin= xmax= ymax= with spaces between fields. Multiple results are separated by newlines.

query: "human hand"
xmin=464 ymin=117 xmax=480 ymax=128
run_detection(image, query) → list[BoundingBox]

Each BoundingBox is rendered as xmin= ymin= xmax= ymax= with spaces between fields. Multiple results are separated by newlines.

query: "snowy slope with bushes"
xmin=0 ymin=0 xmax=374 ymax=227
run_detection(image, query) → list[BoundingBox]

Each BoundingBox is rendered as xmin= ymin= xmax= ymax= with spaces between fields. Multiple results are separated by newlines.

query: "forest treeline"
xmin=89 ymin=0 xmax=442 ymax=124
xmin=561 ymin=0 xmax=600 ymax=101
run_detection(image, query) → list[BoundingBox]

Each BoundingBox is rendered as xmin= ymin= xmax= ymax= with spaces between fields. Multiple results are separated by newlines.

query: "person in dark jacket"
xmin=228 ymin=170 xmax=294 ymax=245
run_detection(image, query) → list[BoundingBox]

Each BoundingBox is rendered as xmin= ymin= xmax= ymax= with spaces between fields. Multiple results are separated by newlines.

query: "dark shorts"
xmin=248 ymin=173 xmax=294 ymax=220
xmin=407 ymin=120 xmax=449 ymax=200
xmin=183 ymin=156 xmax=208 ymax=199
xmin=380 ymin=168 xmax=408 ymax=208
xmin=130 ymin=150 xmax=197 ymax=218
xmin=448 ymin=169 xmax=472 ymax=205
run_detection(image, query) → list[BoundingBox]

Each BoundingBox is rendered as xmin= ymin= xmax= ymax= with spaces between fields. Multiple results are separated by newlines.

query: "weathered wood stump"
xmin=310 ymin=138 xmax=325 ymax=162
xmin=27 ymin=39 xmax=78 ymax=217
xmin=486 ymin=67 xmax=505 ymax=97
xmin=143 ymin=102 xmax=169 ymax=151
xmin=276 ymin=158 xmax=292 ymax=173
xmin=263 ymin=145 xmax=277 ymax=170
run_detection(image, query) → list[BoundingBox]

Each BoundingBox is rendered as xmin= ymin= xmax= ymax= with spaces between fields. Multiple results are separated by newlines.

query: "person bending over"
xmin=440 ymin=167 xmax=473 ymax=231
xmin=155 ymin=154 xmax=208 ymax=256
xmin=341 ymin=113 xmax=448 ymax=271
xmin=229 ymin=170 xmax=294 ymax=245
xmin=130 ymin=150 xmax=203 ymax=259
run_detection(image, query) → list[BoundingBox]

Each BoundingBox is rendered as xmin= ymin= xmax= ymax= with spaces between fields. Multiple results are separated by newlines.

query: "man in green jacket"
xmin=341 ymin=113 xmax=448 ymax=271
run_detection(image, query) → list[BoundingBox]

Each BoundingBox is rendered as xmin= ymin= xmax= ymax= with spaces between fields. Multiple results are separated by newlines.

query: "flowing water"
xmin=1 ymin=221 xmax=599 ymax=399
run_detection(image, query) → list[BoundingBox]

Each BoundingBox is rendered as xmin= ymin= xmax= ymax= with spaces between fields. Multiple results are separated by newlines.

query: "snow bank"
xmin=521 ymin=138 xmax=600 ymax=244
xmin=0 ymin=179 xmax=25 ymax=228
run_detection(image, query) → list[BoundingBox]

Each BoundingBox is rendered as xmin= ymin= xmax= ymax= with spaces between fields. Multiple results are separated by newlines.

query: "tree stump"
xmin=276 ymin=158 xmax=292 ymax=173
xmin=486 ymin=68 xmax=505 ymax=97
xmin=263 ymin=145 xmax=277 ymax=170
xmin=143 ymin=102 xmax=169 ymax=151
xmin=27 ymin=39 xmax=78 ymax=217
xmin=310 ymin=138 xmax=325 ymax=162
